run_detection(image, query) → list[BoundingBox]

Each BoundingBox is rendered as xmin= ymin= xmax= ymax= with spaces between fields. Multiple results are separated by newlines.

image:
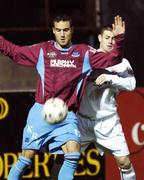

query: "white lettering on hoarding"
xmin=131 ymin=122 xmax=144 ymax=145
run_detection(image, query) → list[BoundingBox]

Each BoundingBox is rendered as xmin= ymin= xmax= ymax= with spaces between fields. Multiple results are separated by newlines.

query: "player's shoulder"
xmin=40 ymin=40 xmax=55 ymax=46
xmin=43 ymin=40 xmax=55 ymax=47
xmin=73 ymin=43 xmax=96 ymax=53
xmin=121 ymin=58 xmax=131 ymax=66
xmin=74 ymin=43 xmax=88 ymax=49
xmin=107 ymin=58 xmax=132 ymax=72
xmin=28 ymin=40 xmax=54 ymax=48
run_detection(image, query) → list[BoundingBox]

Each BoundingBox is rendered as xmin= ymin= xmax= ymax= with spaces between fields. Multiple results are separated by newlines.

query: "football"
xmin=42 ymin=97 xmax=68 ymax=124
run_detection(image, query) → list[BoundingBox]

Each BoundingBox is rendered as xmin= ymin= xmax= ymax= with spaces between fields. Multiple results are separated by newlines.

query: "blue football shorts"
xmin=22 ymin=103 xmax=80 ymax=154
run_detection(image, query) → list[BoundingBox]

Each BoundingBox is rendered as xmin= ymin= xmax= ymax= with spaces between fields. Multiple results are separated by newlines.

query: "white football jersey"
xmin=79 ymin=58 xmax=136 ymax=120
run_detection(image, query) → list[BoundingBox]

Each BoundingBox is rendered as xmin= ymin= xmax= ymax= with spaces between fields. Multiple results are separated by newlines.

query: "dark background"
xmin=0 ymin=0 xmax=143 ymax=88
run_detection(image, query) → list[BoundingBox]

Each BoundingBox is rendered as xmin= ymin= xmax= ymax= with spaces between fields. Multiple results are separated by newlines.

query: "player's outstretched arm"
xmin=112 ymin=15 xmax=125 ymax=36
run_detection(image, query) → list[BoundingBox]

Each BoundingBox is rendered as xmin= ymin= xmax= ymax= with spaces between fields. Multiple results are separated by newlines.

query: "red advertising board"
xmin=106 ymin=88 xmax=144 ymax=180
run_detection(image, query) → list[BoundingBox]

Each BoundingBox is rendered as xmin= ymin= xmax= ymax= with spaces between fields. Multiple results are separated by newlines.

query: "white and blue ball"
xmin=42 ymin=97 xmax=68 ymax=124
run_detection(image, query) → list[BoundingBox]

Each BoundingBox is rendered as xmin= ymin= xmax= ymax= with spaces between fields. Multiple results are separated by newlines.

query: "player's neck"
xmin=97 ymin=48 xmax=105 ymax=52
xmin=56 ymin=42 xmax=72 ymax=49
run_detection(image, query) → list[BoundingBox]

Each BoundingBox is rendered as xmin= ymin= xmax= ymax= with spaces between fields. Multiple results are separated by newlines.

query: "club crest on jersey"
xmin=72 ymin=51 xmax=80 ymax=57
xmin=47 ymin=52 xmax=57 ymax=58
xmin=50 ymin=59 xmax=77 ymax=68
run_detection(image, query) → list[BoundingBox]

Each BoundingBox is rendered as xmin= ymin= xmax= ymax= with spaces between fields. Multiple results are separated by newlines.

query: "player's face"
xmin=53 ymin=21 xmax=73 ymax=48
xmin=98 ymin=30 xmax=115 ymax=52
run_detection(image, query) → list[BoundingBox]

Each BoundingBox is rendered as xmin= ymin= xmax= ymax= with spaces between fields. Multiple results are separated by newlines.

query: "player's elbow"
xmin=126 ymin=78 xmax=136 ymax=91
xmin=130 ymin=78 xmax=136 ymax=90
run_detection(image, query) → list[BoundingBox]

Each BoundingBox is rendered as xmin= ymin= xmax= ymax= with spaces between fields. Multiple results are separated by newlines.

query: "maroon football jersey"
xmin=0 ymin=35 xmax=124 ymax=112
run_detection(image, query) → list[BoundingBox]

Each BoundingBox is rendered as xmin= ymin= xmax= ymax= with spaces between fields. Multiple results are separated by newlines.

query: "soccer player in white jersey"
xmin=78 ymin=26 xmax=136 ymax=180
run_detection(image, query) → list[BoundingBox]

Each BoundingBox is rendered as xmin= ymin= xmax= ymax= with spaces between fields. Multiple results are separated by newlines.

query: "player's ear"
xmin=52 ymin=27 xmax=55 ymax=34
xmin=98 ymin=34 xmax=101 ymax=42
xmin=71 ymin=26 xmax=74 ymax=34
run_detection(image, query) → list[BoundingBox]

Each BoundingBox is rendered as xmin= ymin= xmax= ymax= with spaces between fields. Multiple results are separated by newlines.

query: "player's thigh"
xmin=22 ymin=149 xmax=36 ymax=159
xmin=62 ymin=140 xmax=80 ymax=153
xmin=114 ymin=155 xmax=131 ymax=169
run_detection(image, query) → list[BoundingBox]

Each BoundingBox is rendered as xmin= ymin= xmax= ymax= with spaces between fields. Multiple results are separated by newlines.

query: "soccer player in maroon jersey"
xmin=0 ymin=15 xmax=125 ymax=179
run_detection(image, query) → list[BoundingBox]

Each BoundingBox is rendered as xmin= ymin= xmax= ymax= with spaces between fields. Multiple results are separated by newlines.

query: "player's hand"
xmin=112 ymin=15 xmax=125 ymax=36
xmin=95 ymin=74 xmax=110 ymax=86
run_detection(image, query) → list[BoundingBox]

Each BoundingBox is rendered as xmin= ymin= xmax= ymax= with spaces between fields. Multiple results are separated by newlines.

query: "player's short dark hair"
xmin=52 ymin=14 xmax=73 ymax=27
xmin=99 ymin=25 xmax=112 ymax=35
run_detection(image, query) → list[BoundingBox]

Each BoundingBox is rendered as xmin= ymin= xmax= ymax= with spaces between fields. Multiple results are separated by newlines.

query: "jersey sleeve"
xmin=107 ymin=60 xmax=136 ymax=91
xmin=89 ymin=34 xmax=125 ymax=69
xmin=0 ymin=35 xmax=43 ymax=66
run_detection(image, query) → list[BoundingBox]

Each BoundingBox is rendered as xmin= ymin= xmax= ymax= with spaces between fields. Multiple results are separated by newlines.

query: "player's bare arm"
xmin=112 ymin=15 xmax=125 ymax=36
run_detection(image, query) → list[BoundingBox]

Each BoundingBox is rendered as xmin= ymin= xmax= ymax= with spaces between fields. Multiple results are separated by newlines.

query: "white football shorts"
xmin=78 ymin=113 xmax=130 ymax=157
